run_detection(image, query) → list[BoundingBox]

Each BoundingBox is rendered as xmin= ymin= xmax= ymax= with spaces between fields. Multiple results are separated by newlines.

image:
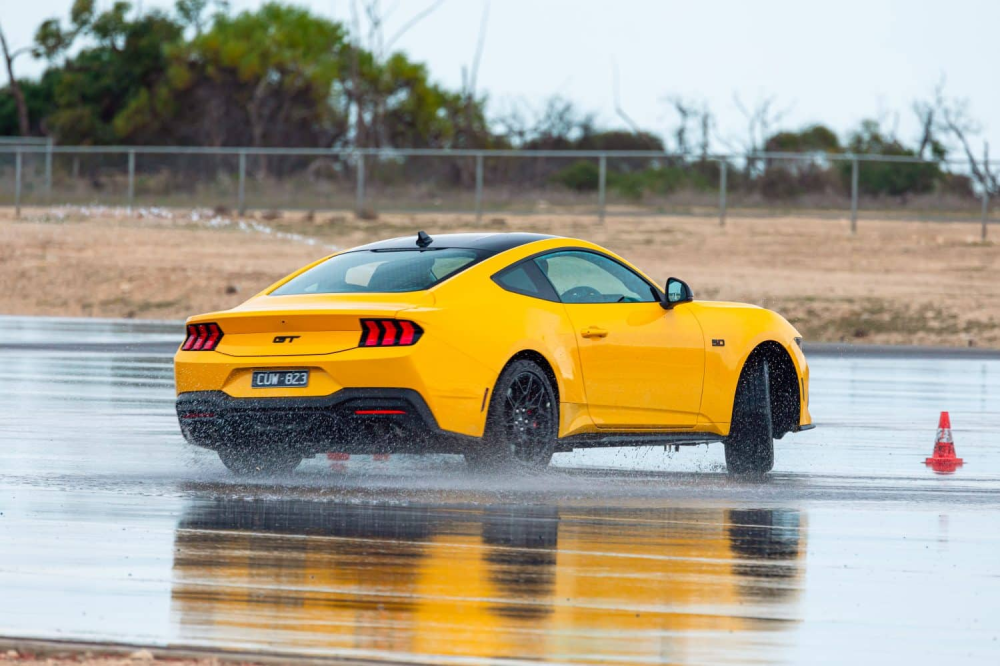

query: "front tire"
xmin=724 ymin=357 xmax=774 ymax=476
xmin=217 ymin=445 xmax=303 ymax=477
xmin=465 ymin=359 xmax=558 ymax=471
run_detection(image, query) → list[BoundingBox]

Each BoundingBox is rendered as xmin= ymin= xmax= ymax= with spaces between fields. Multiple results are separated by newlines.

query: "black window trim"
xmin=491 ymin=259 xmax=560 ymax=302
xmin=491 ymin=246 xmax=663 ymax=304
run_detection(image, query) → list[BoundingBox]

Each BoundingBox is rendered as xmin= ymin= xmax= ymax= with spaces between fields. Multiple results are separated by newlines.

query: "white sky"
xmin=4 ymin=0 xmax=999 ymax=155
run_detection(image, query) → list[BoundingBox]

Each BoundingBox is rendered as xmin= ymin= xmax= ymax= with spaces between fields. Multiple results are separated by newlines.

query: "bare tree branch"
xmin=912 ymin=99 xmax=936 ymax=159
xmin=467 ymin=0 xmax=489 ymax=98
xmin=732 ymin=93 xmax=791 ymax=176
xmin=612 ymin=60 xmax=641 ymax=134
xmin=384 ymin=0 xmax=445 ymax=52
xmin=459 ymin=1 xmax=490 ymax=152
xmin=662 ymin=95 xmax=713 ymax=159
xmin=665 ymin=95 xmax=692 ymax=156
xmin=935 ymin=86 xmax=997 ymax=194
xmin=698 ymin=105 xmax=713 ymax=161
xmin=347 ymin=0 xmax=367 ymax=148
xmin=0 ymin=23 xmax=30 ymax=136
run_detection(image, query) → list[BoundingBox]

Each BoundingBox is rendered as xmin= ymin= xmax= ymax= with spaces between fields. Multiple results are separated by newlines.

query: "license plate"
xmin=252 ymin=370 xmax=309 ymax=388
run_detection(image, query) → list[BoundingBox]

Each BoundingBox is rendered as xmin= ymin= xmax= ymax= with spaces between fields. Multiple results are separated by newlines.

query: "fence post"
xmin=127 ymin=150 xmax=136 ymax=212
xmin=14 ymin=148 xmax=22 ymax=219
xmin=355 ymin=152 xmax=366 ymax=217
xmin=850 ymin=157 xmax=859 ymax=235
xmin=982 ymin=190 xmax=990 ymax=242
xmin=597 ymin=154 xmax=607 ymax=223
xmin=719 ymin=160 xmax=728 ymax=227
xmin=45 ymin=139 xmax=53 ymax=202
xmin=474 ymin=152 xmax=484 ymax=223
xmin=237 ymin=150 xmax=246 ymax=215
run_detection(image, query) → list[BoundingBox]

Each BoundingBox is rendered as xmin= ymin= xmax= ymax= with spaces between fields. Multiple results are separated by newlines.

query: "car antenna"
xmin=416 ymin=230 xmax=433 ymax=248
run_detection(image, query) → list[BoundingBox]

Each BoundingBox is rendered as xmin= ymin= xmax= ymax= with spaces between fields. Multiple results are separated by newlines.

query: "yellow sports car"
xmin=174 ymin=232 xmax=812 ymax=476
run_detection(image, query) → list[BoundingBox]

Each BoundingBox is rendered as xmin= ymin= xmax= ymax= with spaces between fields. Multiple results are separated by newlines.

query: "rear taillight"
xmin=359 ymin=319 xmax=423 ymax=347
xmin=182 ymin=322 xmax=224 ymax=351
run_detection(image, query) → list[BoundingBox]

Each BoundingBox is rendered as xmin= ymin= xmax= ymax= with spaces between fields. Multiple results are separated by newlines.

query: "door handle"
xmin=581 ymin=326 xmax=608 ymax=339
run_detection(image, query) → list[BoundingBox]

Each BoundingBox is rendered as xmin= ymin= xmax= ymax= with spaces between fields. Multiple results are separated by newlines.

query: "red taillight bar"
xmin=182 ymin=322 xmax=224 ymax=351
xmin=354 ymin=409 xmax=407 ymax=415
xmin=381 ymin=321 xmax=398 ymax=346
xmin=359 ymin=319 xmax=423 ymax=347
xmin=362 ymin=320 xmax=381 ymax=347
xmin=191 ymin=324 xmax=208 ymax=350
xmin=399 ymin=321 xmax=416 ymax=345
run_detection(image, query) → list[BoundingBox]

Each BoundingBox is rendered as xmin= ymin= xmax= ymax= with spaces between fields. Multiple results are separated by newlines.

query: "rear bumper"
xmin=176 ymin=389 xmax=475 ymax=455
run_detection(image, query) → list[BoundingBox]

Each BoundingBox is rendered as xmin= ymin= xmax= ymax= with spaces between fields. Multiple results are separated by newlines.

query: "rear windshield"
xmin=270 ymin=248 xmax=486 ymax=295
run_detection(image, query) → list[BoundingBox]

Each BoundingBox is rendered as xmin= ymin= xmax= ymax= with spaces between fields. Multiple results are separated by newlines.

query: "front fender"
xmin=686 ymin=302 xmax=811 ymax=435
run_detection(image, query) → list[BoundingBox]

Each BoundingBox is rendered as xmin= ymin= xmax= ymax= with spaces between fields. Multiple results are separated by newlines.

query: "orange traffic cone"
xmin=925 ymin=411 xmax=963 ymax=474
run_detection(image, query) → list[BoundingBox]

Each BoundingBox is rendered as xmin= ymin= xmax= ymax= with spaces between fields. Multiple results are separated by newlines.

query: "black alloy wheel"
xmin=466 ymin=359 xmax=558 ymax=471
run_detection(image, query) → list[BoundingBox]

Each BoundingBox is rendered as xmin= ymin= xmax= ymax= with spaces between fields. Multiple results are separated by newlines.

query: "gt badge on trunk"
xmin=252 ymin=370 xmax=309 ymax=388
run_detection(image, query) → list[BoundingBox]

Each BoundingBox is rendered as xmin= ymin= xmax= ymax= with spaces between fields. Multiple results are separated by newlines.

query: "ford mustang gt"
xmin=175 ymin=232 xmax=813 ymax=476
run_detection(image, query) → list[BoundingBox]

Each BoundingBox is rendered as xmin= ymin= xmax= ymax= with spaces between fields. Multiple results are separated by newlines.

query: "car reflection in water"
xmin=170 ymin=496 xmax=805 ymax=663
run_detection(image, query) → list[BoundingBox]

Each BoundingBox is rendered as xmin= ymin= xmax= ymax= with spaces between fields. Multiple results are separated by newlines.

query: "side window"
xmin=533 ymin=251 xmax=658 ymax=304
xmin=493 ymin=262 xmax=558 ymax=301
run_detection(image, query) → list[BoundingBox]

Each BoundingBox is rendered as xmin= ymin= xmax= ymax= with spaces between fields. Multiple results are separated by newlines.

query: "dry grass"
xmin=1 ymin=205 xmax=998 ymax=347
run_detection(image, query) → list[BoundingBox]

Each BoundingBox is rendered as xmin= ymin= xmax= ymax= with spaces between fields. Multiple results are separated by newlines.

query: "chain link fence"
xmin=0 ymin=145 xmax=995 ymax=237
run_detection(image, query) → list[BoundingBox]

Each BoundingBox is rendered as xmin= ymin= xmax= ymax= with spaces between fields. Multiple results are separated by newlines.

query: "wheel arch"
xmin=734 ymin=341 xmax=800 ymax=439
xmin=499 ymin=349 xmax=561 ymax=405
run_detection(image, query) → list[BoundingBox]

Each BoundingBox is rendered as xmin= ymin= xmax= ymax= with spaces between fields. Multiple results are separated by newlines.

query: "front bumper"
xmin=176 ymin=389 xmax=474 ymax=455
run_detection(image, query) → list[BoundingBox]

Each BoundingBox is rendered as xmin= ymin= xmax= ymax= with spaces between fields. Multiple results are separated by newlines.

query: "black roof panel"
xmin=353 ymin=232 xmax=558 ymax=255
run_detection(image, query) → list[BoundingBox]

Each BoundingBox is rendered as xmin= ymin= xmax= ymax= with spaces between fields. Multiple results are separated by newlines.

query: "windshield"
xmin=270 ymin=248 xmax=485 ymax=295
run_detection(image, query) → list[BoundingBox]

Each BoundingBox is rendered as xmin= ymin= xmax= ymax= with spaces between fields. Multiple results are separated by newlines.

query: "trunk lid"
xmin=196 ymin=293 xmax=431 ymax=357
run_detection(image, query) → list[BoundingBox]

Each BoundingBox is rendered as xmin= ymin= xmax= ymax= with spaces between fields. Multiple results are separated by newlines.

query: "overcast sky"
xmin=4 ymin=0 xmax=999 ymax=154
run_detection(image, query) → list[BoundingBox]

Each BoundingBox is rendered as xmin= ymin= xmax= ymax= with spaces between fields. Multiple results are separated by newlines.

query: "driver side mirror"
xmin=661 ymin=277 xmax=694 ymax=309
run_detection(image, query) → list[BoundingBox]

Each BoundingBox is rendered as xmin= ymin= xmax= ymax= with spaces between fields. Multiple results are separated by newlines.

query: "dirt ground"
xmin=1 ymin=205 xmax=998 ymax=347
xmin=0 ymin=645 xmax=330 ymax=665
xmin=1 ymin=650 xmax=223 ymax=666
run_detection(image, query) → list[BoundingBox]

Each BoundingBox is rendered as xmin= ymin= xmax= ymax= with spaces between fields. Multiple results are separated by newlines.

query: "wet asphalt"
xmin=0 ymin=316 xmax=998 ymax=665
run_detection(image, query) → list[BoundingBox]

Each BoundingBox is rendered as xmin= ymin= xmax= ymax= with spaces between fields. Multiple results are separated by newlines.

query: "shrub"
xmin=551 ymin=160 xmax=600 ymax=192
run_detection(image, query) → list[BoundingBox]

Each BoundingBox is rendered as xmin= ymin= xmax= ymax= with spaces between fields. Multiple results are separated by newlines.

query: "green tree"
xmin=0 ymin=74 xmax=57 ymax=136
xmin=347 ymin=50 xmax=486 ymax=149
xmin=43 ymin=7 xmax=183 ymax=144
xmin=764 ymin=125 xmax=840 ymax=153
xmin=33 ymin=0 xmax=97 ymax=61
xmin=175 ymin=0 xmax=229 ymax=35
xmin=130 ymin=3 xmax=348 ymax=150
xmin=841 ymin=120 xmax=942 ymax=196
xmin=758 ymin=125 xmax=842 ymax=200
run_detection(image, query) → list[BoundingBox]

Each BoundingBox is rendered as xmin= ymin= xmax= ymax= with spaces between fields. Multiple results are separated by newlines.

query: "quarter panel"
xmin=427 ymin=257 xmax=590 ymax=438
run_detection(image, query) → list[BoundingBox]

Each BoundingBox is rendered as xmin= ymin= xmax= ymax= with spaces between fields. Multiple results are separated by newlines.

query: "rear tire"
xmin=724 ymin=357 xmax=774 ymax=477
xmin=217 ymin=446 xmax=302 ymax=477
xmin=465 ymin=359 xmax=558 ymax=472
